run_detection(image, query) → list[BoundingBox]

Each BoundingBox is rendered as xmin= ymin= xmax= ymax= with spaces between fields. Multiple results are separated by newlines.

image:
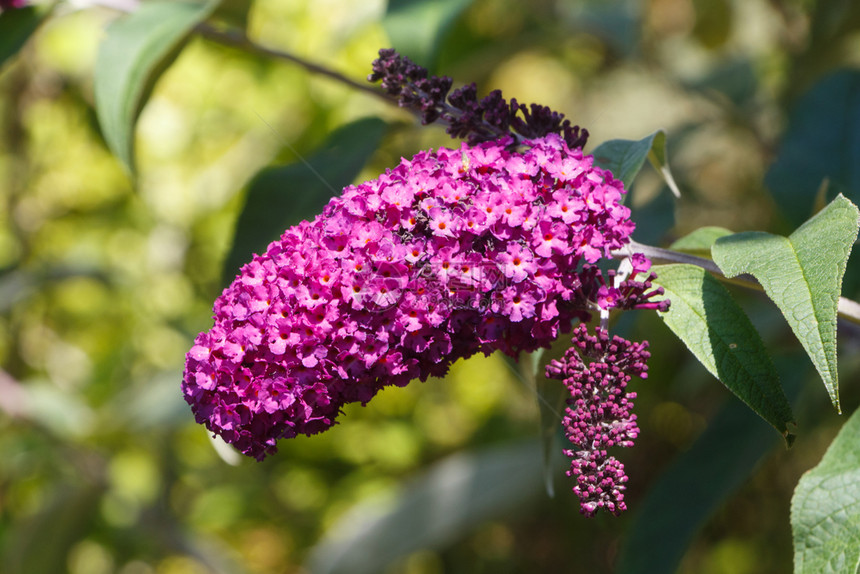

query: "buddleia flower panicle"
xmin=368 ymin=48 xmax=589 ymax=149
xmin=183 ymin=134 xmax=650 ymax=460
xmin=183 ymin=51 xmax=669 ymax=516
xmin=546 ymin=323 xmax=650 ymax=517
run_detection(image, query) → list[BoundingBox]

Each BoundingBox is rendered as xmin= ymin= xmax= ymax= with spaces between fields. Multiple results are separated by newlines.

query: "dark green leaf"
xmin=646 ymin=130 xmax=680 ymax=198
xmin=383 ymin=0 xmax=474 ymax=68
xmin=94 ymin=1 xmax=217 ymax=174
xmin=305 ymin=441 xmax=543 ymax=574
xmin=766 ymin=71 xmax=860 ymax=227
xmin=669 ymin=226 xmax=733 ymax=256
xmin=0 ymin=4 xmax=52 ymax=71
xmin=652 ymin=264 xmax=795 ymax=440
xmin=712 ymin=194 xmax=860 ymax=412
xmin=792 ymin=406 xmax=860 ymax=573
xmin=514 ymin=337 xmax=571 ymax=498
xmin=617 ymin=353 xmax=804 ymax=574
xmin=592 ymin=130 xmax=680 ymax=199
xmin=592 ymin=136 xmax=652 ymax=192
xmin=616 ymin=391 xmax=779 ymax=573
xmin=222 ymin=117 xmax=387 ymax=286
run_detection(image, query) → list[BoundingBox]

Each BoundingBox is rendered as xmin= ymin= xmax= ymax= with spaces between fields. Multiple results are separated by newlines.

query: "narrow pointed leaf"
xmin=646 ymin=129 xmax=681 ymax=197
xmin=512 ymin=337 xmax=571 ymax=498
xmin=532 ymin=355 xmax=565 ymax=499
xmin=0 ymin=4 xmax=52 ymax=71
xmin=617 ymin=352 xmax=805 ymax=574
xmin=652 ymin=264 xmax=794 ymax=440
xmin=711 ymin=194 xmax=860 ymax=412
xmin=792 ymin=406 xmax=860 ymax=573
xmin=592 ymin=131 xmax=659 ymax=193
xmin=94 ymin=1 xmax=217 ymax=173
xmin=616 ymin=389 xmax=779 ymax=574
xmin=222 ymin=118 xmax=387 ymax=286
xmin=592 ymin=130 xmax=680 ymax=198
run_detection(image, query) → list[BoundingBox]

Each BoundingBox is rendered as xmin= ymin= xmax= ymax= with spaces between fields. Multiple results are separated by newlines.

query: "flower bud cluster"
xmin=183 ymin=134 xmax=649 ymax=460
xmin=546 ymin=323 xmax=650 ymax=516
xmin=368 ymin=49 xmax=588 ymax=149
xmin=592 ymin=253 xmax=670 ymax=312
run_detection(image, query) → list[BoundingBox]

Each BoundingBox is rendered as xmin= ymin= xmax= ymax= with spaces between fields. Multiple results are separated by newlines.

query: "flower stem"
xmin=194 ymin=24 xmax=394 ymax=104
xmin=614 ymin=240 xmax=860 ymax=326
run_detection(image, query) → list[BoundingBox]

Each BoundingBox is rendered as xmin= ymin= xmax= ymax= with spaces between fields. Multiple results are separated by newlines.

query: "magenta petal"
xmin=183 ymin=134 xmax=646 ymax=460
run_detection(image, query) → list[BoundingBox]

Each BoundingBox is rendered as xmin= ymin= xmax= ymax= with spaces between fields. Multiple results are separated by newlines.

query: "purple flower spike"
xmin=0 ymin=0 xmax=27 ymax=9
xmin=546 ymin=323 xmax=650 ymax=517
xmin=369 ymin=49 xmax=589 ymax=149
xmin=183 ymin=134 xmax=651 ymax=461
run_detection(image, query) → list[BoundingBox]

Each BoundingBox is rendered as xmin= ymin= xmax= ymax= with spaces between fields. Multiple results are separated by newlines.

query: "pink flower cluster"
xmin=546 ymin=323 xmax=650 ymax=516
xmin=183 ymin=134 xmax=648 ymax=461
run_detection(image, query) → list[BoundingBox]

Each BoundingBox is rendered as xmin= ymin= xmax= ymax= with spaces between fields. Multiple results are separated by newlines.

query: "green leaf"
xmin=616 ymin=388 xmax=781 ymax=573
xmin=592 ymin=129 xmax=680 ymax=198
xmin=669 ymin=226 xmax=733 ymax=256
xmin=533 ymin=363 xmax=564 ymax=499
xmin=792 ymin=406 xmax=860 ymax=573
xmin=711 ymin=194 xmax=860 ymax=413
xmin=652 ymin=264 xmax=795 ymax=440
xmin=305 ymin=441 xmax=543 ymax=574
xmin=766 ymin=71 xmax=860 ymax=227
xmin=646 ymin=130 xmax=681 ymax=198
xmin=616 ymin=351 xmax=805 ymax=574
xmin=0 ymin=4 xmax=52 ymax=71
xmin=94 ymin=1 xmax=217 ymax=174
xmin=513 ymin=337 xmax=571 ymax=498
xmin=383 ymin=0 xmax=474 ymax=68
xmin=222 ymin=117 xmax=387 ymax=287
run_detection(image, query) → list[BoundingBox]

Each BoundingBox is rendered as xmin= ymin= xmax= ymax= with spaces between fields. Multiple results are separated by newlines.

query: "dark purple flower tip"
xmin=368 ymin=49 xmax=589 ymax=149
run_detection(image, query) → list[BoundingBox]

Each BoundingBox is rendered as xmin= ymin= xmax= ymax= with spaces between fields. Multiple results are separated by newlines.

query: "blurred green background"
xmin=2 ymin=0 xmax=860 ymax=573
